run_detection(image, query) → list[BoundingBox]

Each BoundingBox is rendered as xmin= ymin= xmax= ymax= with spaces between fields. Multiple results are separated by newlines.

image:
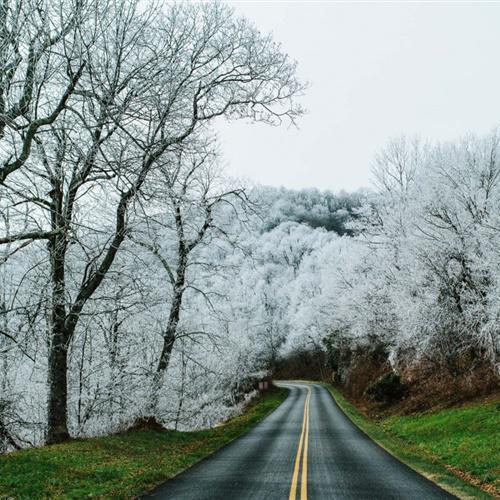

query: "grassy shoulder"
xmin=0 ymin=387 xmax=288 ymax=499
xmin=324 ymin=384 xmax=499 ymax=499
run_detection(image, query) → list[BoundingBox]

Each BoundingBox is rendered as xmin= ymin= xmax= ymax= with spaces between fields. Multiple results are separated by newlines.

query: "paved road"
xmin=145 ymin=383 xmax=456 ymax=499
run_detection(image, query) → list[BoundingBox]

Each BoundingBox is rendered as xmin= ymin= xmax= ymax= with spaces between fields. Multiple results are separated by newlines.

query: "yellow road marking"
xmin=289 ymin=386 xmax=311 ymax=500
xmin=289 ymin=392 xmax=307 ymax=500
xmin=301 ymin=389 xmax=310 ymax=500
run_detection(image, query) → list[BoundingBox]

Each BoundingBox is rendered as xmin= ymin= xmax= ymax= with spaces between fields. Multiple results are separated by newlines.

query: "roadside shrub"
xmin=364 ymin=371 xmax=407 ymax=403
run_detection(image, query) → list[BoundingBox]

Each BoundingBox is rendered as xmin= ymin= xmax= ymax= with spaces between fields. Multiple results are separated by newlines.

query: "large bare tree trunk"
xmin=46 ymin=182 xmax=71 ymax=444
xmin=46 ymin=328 xmax=70 ymax=444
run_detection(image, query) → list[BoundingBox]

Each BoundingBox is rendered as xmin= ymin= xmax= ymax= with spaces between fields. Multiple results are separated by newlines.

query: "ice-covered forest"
xmin=1 ymin=0 xmax=499 ymax=452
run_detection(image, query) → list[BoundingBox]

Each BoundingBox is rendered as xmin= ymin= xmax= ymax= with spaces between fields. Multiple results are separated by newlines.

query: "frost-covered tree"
xmin=0 ymin=0 xmax=304 ymax=445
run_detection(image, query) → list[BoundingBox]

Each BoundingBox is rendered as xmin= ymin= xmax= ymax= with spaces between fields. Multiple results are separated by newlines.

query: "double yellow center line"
xmin=289 ymin=385 xmax=311 ymax=500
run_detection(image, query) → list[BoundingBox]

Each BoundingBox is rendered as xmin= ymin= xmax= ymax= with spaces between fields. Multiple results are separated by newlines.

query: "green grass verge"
xmin=0 ymin=387 xmax=288 ymax=499
xmin=324 ymin=384 xmax=498 ymax=499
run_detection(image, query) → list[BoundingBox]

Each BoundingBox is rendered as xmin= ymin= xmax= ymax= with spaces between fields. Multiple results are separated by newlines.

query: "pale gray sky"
xmin=216 ymin=1 xmax=500 ymax=191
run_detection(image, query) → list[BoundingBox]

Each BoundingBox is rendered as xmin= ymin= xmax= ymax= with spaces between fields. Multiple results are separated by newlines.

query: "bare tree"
xmin=0 ymin=0 xmax=304 ymax=443
xmin=0 ymin=0 xmax=89 ymax=184
xmin=131 ymin=140 xmax=247 ymax=414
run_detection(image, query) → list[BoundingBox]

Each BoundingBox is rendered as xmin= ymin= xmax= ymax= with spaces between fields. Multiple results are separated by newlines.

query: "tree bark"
xmin=46 ymin=326 xmax=71 ymax=444
xmin=46 ymin=180 xmax=71 ymax=444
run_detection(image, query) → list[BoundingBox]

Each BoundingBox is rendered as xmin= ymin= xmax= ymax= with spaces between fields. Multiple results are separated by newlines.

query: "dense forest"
xmin=275 ymin=136 xmax=500 ymax=412
xmin=1 ymin=0 xmax=498 ymax=452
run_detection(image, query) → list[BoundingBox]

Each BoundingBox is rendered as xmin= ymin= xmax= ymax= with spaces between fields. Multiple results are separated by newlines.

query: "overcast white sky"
xmin=216 ymin=1 xmax=500 ymax=191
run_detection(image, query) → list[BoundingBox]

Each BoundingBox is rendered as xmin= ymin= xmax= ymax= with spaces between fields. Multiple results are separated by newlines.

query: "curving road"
xmin=144 ymin=383 xmax=456 ymax=499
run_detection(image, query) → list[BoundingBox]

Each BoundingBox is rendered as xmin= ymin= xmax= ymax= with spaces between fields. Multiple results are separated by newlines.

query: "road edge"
xmin=321 ymin=383 xmax=491 ymax=500
xmin=142 ymin=385 xmax=290 ymax=498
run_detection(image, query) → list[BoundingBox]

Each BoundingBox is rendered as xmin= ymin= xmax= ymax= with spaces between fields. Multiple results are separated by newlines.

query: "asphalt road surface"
xmin=145 ymin=382 xmax=456 ymax=499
